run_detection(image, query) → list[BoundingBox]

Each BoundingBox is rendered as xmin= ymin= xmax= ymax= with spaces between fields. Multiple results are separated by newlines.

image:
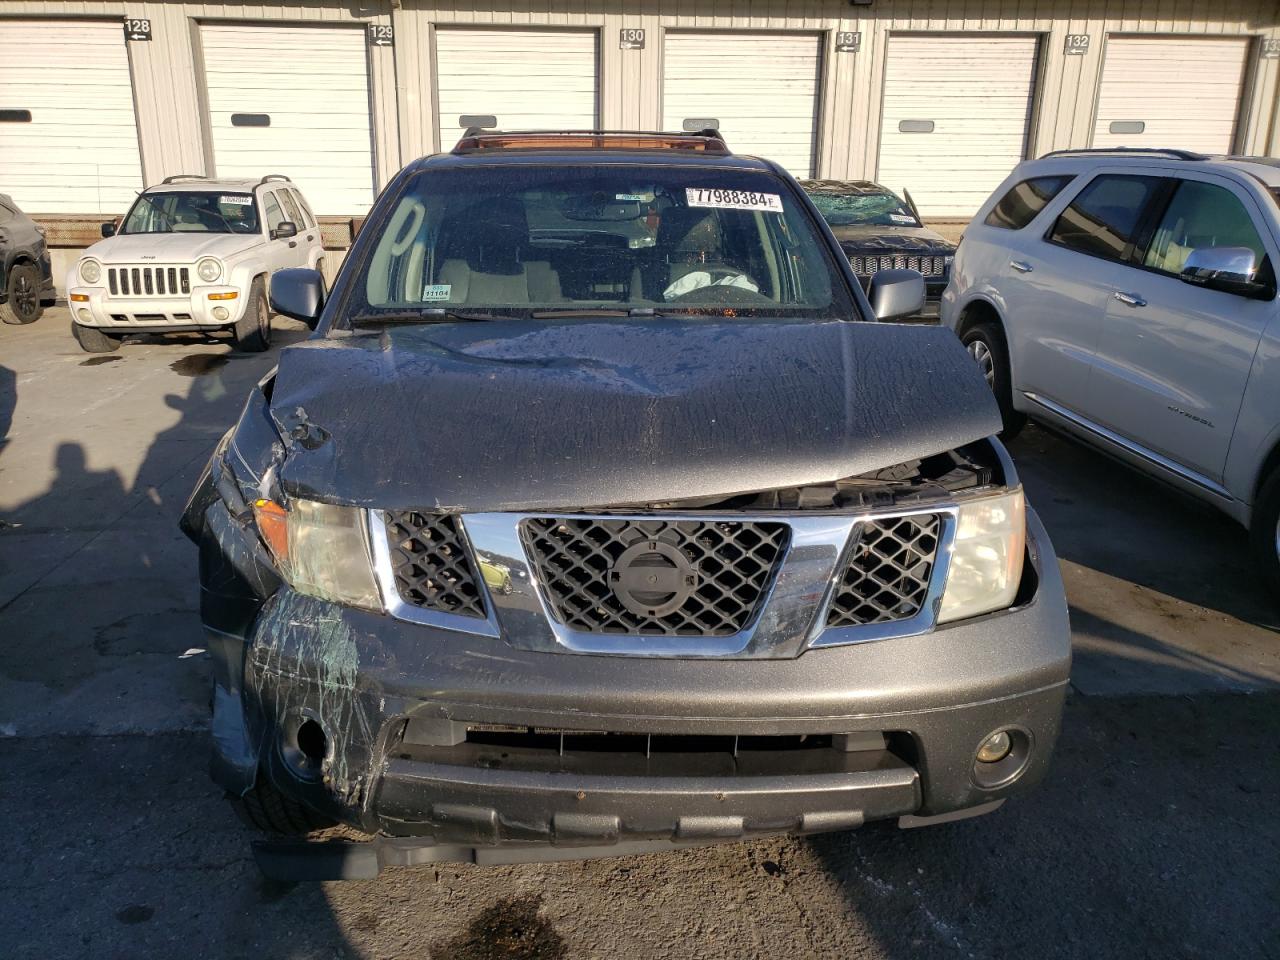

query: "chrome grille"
xmin=383 ymin=511 xmax=487 ymax=618
xmin=521 ymin=517 xmax=790 ymax=637
xmin=107 ymin=265 xmax=191 ymax=297
xmin=826 ymin=514 xmax=941 ymax=627
xmin=849 ymin=254 xmax=948 ymax=278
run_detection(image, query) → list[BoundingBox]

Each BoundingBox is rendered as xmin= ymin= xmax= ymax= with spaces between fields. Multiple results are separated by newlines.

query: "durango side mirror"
xmin=867 ymin=268 xmax=926 ymax=322
xmin=1179 ymin=246 xmax=1275 ymax=300
xmin=269 ymin=267 xmax=324 ymax=329
xmin=273 ymin=221 xmax=298 ymax=240
xmin=101 ymin=222 xmax=116 ymax=238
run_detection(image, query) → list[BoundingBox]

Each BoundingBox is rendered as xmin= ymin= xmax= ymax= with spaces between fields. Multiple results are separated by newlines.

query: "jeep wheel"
xmin=961 ymin=321 xmax=1025 ymax=440
xmin=71 ymin=320 xmax=122 ymax=353
xmin=2 ymin=261 xmax=43 ymax=325
xmin=234 ymin=277 xmax=271 ymax=353
xmin=1249 ymin=469 xmax=1280 ymax=594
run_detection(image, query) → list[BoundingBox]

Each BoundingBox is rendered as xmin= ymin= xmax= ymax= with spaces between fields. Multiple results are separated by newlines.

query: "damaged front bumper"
xmin=190 ymin=456 xmax=1070 ymax=857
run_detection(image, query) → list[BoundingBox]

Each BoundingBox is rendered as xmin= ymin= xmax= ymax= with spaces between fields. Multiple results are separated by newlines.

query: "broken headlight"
xmin=252 ymin=498 xmax=382 ymax=611
xmin=937 ymin=488 xmax=1025 ymax=624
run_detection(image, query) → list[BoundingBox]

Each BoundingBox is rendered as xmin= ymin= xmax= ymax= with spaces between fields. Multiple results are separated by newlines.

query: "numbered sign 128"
xmin=124 ymin=18 xmax=152 ymax=41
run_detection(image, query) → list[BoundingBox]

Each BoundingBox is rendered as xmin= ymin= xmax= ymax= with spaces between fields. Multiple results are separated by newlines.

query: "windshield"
xmin=805 ymin=187 xmax=920 ymax=228
xmin=119 ymin=191 xmax=261 ymax=235
xmin=348 ymin=165 xmax=855 ymax=322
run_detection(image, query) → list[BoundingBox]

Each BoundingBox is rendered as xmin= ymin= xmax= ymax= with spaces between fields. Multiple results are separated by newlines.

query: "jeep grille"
xmin=383 ymin=511 xmax=487 ymax=618
xmin=521 ymin=518 xmax=790 ymax=637
xmin=826 ymin=514 xmax=941 ymax=626
xmin=108 ymin=265 xmax=191 ymax=297
xmin=849 ymin=254 xmax=947 ymax=279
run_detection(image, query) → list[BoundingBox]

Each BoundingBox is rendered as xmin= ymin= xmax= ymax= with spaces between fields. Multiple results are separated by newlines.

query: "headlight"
xmin=937 ymin=489 xmax=1025 ymax=624
xmin=80 ymin=259 xmax=102 ymax=284
xmin=252 ymin=498 xmax=381 ymax=610
xmin=196 ymin=258 xmax=222 ymax=283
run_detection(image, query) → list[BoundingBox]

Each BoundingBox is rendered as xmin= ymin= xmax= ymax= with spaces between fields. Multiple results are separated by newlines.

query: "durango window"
xmin=119 ymin=191 xmax=260 ymax=235
xmin=351 ymin=166 xmax=852 ymax=320
xmin=1047 ymin=175 xmax=1163 ymax=261
xmin=1143 ymin=180 xmax=1268 ymax=277
xmin=985 ymin=175 xmax=1075 ymax=230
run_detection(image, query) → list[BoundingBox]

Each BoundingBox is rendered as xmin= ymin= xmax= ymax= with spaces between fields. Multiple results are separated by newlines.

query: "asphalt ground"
xmin=1 ymin=308 xmax=1277 ymax=959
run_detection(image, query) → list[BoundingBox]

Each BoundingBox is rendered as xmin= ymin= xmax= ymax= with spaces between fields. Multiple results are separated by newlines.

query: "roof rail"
xmin=452 ymin=129 xmax=731 ymax=154
xmin=1039 ymin=147 xmax=1210 ymax=161
xmin=161 ymin=174 xmax=209 ymax=184
xmin=258 ymin=174 xmax=292 ymax=185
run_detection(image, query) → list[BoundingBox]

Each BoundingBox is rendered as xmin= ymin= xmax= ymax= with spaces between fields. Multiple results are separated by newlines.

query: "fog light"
xmin=76 ymin=309 xmax=91 ymax=322
xmin=976 ymin=730 xmax=1012 ymax=764
xmin=212 ymin=306 xmax=230 ymax=321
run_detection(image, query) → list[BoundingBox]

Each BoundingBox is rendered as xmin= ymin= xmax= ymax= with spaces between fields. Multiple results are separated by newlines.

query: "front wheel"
xmin=1249 ymin=469 xmax=1280 ymax=594
xmin=961 ymin=321 xmax=1025 ymax=440
xmin=71 ymin=320 xmax=122 ymax=353
xmin=2 ymin=262 xmax=44 ymax=324
xmin=233 ymin=277 xmax=271 ymax=352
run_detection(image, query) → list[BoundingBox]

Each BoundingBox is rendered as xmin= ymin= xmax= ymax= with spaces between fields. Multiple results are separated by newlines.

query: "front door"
xmin=1087 ymin=174 xmax=1277 ymax=482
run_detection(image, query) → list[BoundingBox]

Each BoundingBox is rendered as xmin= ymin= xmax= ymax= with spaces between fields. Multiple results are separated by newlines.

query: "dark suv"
xmin=182 ymin=131 xmax=1070 ymax=879
xmin=0 ymin=194 xmax=54 ymax=325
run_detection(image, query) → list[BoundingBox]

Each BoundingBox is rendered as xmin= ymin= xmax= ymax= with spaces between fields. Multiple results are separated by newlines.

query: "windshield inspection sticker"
xmin=889 ymin=213 xmax=916 ymax=224
xmin=615 ymin=193 xmax=653 ymax=202
xmin=422 ymin=284 xmax=452 ymax=301
xmin=219 ymin=194 xmax=253 ymax=206
xmin=687 ymin=187 xmax=783 ymax=213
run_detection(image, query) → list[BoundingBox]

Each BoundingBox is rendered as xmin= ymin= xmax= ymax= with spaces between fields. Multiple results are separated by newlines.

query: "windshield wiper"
xmin=347 ymin=308 xmax=506 ymax=327
xmin=134 ymin=192 xmax=176 ymax=231
xmin=529 ymin=308 xmax=632 ymax=319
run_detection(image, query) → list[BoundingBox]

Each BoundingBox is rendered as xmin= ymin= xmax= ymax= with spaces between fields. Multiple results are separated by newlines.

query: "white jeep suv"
xmin=67 ymin=175 xmax=324 ymax=353
xmin=943 ymin=148 xmax=1280 ymax=585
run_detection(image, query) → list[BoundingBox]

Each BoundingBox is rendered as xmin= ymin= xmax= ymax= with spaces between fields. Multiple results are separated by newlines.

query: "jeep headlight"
xmin=252 ymin=498 xmax=381 ymax=610
xmin=937 ymin=489 xmax=1025 ymax=624
xmin=80 ymin=259 xmax=102 ymax=284
xmin=196 ymin=257 xmax=222 ymax=283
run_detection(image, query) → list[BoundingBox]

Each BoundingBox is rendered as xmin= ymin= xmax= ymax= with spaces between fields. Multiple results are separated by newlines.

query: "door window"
xmin=278 ymin=189 xmax=305 ymax=228
xmin=1047 ymin=175 xmax=1164 ymax=261
xmin=262 ymin=191 xmax=286 ymax=236
xmin=0 ymin=202 xmax=15 ymax=224
xmin=985 ymin=175 xmax=1075 ymax=230
xmin=1142 ymin=180 xmax=1266 ymax=277
xmin=287 ymin=188 xmax=315 ymax=229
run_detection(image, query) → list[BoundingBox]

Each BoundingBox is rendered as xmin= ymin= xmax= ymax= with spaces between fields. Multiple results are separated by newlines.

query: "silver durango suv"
xmin=942 ymin=148 xmax=1280 ymax=586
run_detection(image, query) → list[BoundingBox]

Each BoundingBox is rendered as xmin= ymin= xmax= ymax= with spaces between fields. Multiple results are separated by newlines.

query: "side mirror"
xmin=273 ymin=221 xmax=298 ymax=240
xmin=101 ymin=222 xmax=116 ymax=238
xmin=1180 ymin=246 xmax=1274 ymax=300
xmin=867 ymin=268 xmax=926 ymax=322
xmin=269 ymin=268 xmax=324 ymax=329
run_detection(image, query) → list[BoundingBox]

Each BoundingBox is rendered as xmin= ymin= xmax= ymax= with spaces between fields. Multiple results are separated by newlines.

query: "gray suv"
xmin=183 ymin=130 xmax=1069 ymax=879
xmin=943 ymin=149 xmax=1280 ymax=587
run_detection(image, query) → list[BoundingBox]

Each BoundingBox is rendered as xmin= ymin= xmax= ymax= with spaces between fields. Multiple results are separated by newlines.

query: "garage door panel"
xmin=1092 ymin=37 xmax=1249 ymax=154
xmin=201 ymin=24 xmax=375 ymax=215
xmin=877 ymin=34 xmax=1039 ymax=218
xmin=0 ymin=19 xmax=143 ymax=213
xmin=434 ymin=28 xmax=598 ymax=149
xmin=662 ymin=32 xmax=822 ymax=178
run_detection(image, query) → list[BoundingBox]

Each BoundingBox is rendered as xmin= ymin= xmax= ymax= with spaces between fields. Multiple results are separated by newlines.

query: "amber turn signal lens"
xmin=207 ymin=291 xmax=239 ymax=301
xmin=252 ymin=498 xmax=289 ymax=563
xmin=70 ymin=293 xmax=90 ymax=302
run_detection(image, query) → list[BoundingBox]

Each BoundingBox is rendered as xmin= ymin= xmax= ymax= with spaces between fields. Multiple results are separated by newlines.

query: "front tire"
xmin=71 ymin=320 xmax=122 ymax=353
xmin=233 ymin=277 xmax=271 ymax=352
xmin=1249 ymin=469 xmax=1280 ymax=593
xmin=232 ymin=776 xmax=336 ymax=836
xmin=961 ymin=321 xmax=1025 ymax=440
xmin=2 ymin=261 xmax=43 ymax=324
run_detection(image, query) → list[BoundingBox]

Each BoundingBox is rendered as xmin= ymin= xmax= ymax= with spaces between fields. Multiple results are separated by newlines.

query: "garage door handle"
xmin=1010 ymin=260 xmax=1033 ymax=273
xmin=1114 ymin=291 xmax=1147 ymax=308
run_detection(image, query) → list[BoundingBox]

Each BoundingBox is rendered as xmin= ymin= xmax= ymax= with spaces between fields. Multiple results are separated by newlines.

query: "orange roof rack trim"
xmin=452 ymin=130 xmax=730 ymax=154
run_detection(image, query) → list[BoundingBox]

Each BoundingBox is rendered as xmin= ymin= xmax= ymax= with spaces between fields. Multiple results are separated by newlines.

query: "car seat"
xmin=437 ymin=199 xmax=560 ymax=304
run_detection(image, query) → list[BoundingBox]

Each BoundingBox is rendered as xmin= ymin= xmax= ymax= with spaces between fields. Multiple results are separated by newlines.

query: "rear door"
xmin=274 ymin=188 xmax=315 ymax=268
xmin=1087 ymin=173 xmax=1278 ymax=482
xmin=260 ymin=190 xmax=298 ymax=274
xmin=1004 ymin=171 xmax=1167 ymax=409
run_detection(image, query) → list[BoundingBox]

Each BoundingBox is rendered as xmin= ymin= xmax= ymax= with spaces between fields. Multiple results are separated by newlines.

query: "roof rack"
xmin=258 ymin=174 xmax=292 ymax=185
xmin=1039 ymin=147 xmax=1209 ymax=161
xmin=451 ymin=129 xmax=731 ymax=154
xmin=161 ymin=174 xmax=209 ymax=184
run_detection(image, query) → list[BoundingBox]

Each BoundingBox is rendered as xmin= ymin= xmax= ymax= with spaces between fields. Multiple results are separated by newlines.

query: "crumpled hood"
xmin=830 ymin=225 xmax=956 ymax=254
xmin=268 ymin=318 xmax=1000 ymax=512
xmin=84 ymin=232 xmax=262 ymax=263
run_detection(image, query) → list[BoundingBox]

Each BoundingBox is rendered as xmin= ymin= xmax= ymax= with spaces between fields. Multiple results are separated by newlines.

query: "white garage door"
xmin=0 ymin=20 xmax=142 ymax=214
xmin=1092 ymin=37 xmax=1250 ymax=155
xmin=878 ymin=34 xmax=1040 ymax=218
xmin=662 ymin=32 xmax=822 ymax=178
xmin=435 ymin=29 xmax=598 ymax=150
xmin=200 ymin=24 xmax=375 ymax=215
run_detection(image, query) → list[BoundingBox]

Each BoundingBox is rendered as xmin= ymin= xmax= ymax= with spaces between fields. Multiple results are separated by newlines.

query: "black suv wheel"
xmin=2 ymin=261 xmax=43 ymax=325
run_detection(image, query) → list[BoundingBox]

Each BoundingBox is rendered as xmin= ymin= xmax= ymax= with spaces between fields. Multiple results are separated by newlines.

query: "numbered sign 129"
xmin=367 ymin=24 xmax=394 ymax=48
